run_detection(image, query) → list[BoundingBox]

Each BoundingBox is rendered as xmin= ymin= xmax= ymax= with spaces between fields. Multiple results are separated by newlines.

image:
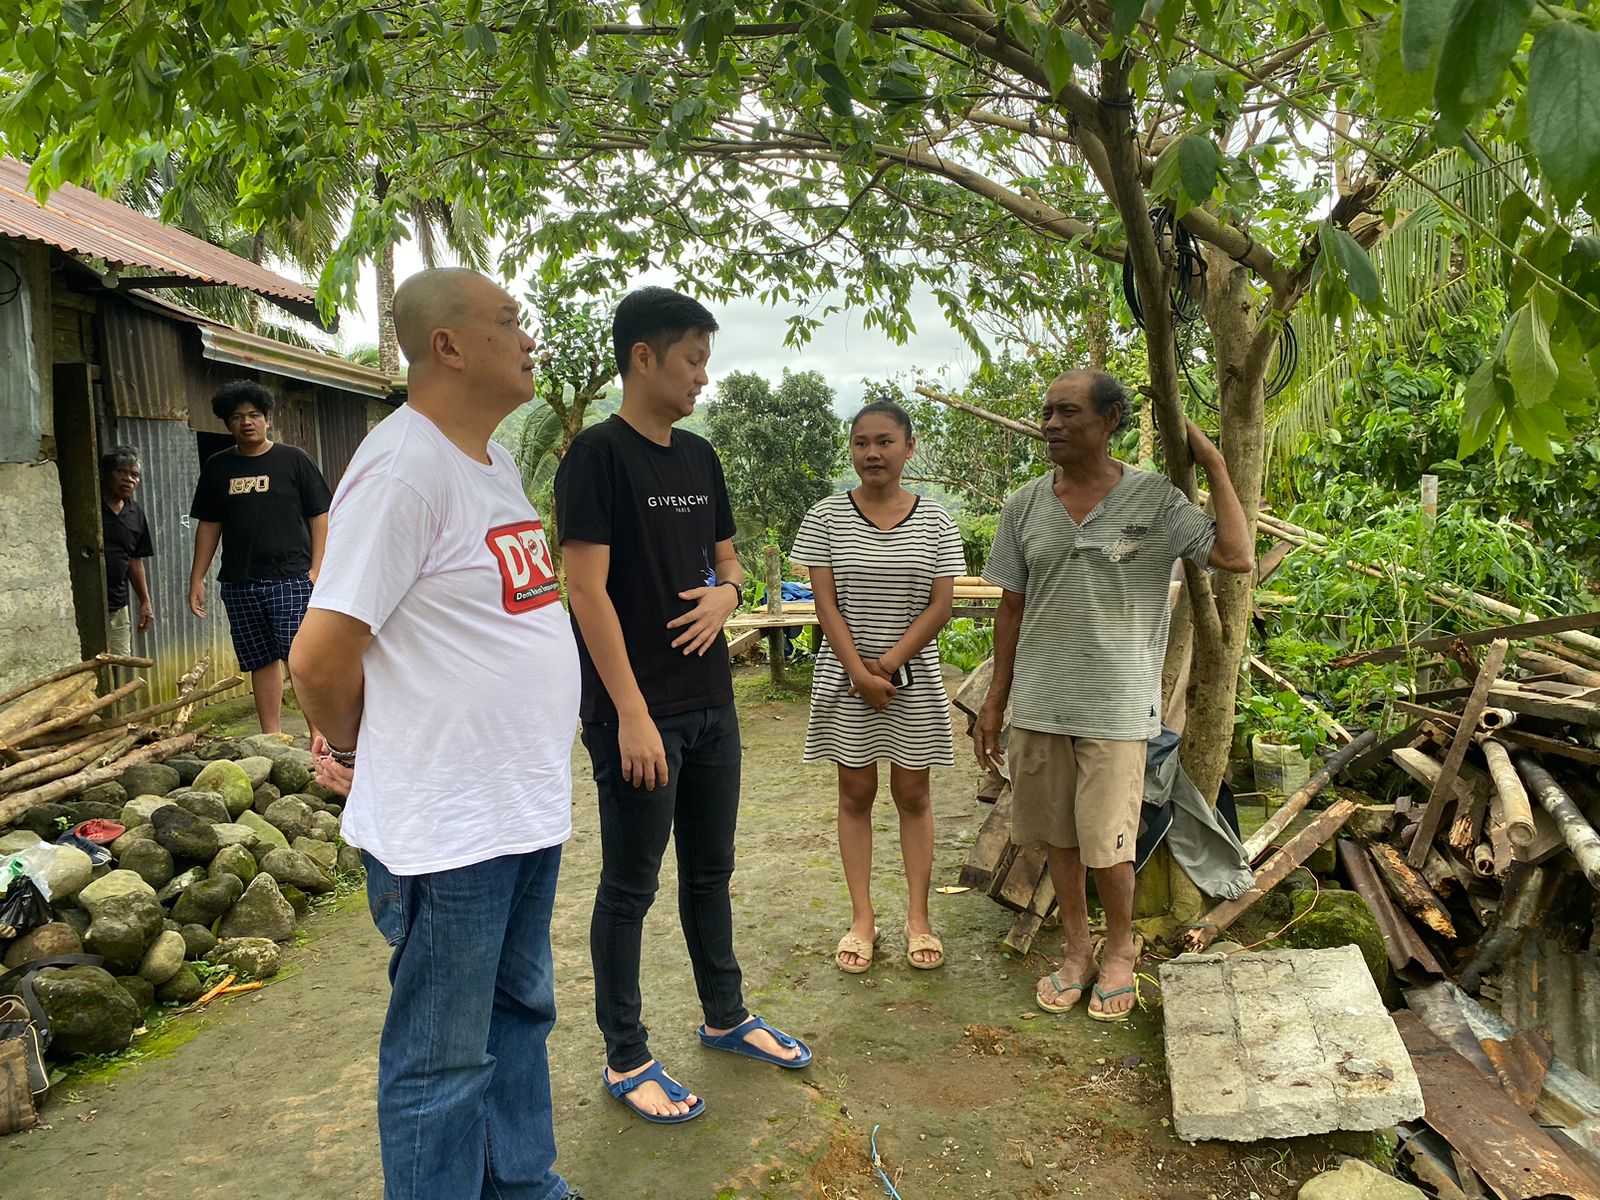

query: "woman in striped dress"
xmin=791 ymin=400 xmax=966 ymax=973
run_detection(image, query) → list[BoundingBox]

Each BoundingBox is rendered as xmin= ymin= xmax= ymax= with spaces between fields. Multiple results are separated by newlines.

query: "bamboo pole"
xmin=1479 ymin=738 xmax=1535 ymax=848
xmin=1511 ymin=754 xmax=1600 ymax=891
xmin=1182 ymin=798 xmax=1359 ymax=952
xmin=1241 ymin=729 xmax=1376 ymax=862
xmin=7 ymin=678 xmax=147 ymax=747
xmin=1513 ymin=647 xmax=1600 ymax=688
xmin=0 ymin=731 xmax=203 ymax=826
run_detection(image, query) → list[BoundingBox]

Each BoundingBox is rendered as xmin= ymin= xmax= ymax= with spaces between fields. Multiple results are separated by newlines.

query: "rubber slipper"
xmin=602 ymin=1061 xmax=705 ymax=1123
xmin=1035 ymin=971 xmax=1094 ymax=1014
xmin=904 ymin=924 xmax=944 ymax=970
xmin=835 ymin=927 xmax=881 ymax=974
xmin=697 ymin=1014 xmax=812 ymax=1069
xmin=1087 ymin=982 xmax=1139 ymax=1023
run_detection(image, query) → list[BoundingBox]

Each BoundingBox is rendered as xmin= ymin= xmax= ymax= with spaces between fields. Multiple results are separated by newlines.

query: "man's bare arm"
xmin=287 ymin=609 xmax=372 ymax=751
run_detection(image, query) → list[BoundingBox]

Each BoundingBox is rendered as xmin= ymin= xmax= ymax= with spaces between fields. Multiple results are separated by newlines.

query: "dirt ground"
xmin=4 ymin=667 xmax=1343 ymax=1200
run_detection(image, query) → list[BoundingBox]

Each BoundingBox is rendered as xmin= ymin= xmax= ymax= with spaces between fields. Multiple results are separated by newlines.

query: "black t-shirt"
xmin=554 ymin=415 xmax=737 ymax=723
xmin=102 ymin=498 xmax=154 ymax=611
xmin=189 ymin=443 xmax=332 ymax=583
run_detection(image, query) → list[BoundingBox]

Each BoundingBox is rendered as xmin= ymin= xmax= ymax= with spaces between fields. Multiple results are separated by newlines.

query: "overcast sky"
xmin=332 ymin=239 xmax=980 ymax=412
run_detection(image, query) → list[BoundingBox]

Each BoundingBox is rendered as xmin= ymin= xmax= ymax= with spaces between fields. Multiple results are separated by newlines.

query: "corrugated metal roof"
xmin=199 ymin=326 xmax=396 ymax=399
xmin=0 ymin=156 xmax=322 ymax=325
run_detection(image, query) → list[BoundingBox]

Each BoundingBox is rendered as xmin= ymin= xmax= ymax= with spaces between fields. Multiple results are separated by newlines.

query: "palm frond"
xmin=1268 ymin=149 xmax=1524 ymax=463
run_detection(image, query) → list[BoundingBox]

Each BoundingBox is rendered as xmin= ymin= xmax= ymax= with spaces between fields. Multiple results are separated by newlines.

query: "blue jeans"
xmin=363 ymin=848 xmax=568 ymax=1200
xmin=583 ymin=702 xmax=748 ymax=1072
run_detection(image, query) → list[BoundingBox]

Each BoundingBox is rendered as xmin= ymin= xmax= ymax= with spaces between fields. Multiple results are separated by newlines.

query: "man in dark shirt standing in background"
xmin=188 ymin=380 xmax=331 ymax=734
xmin=101 ymin=445 xmax=154 ymax=657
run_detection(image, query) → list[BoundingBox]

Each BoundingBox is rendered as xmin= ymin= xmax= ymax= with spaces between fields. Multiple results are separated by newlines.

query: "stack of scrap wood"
xmin=950 ymin=659 xmax=1059 ymax=953
xmin=0 ymin=655 xmax=240 ymax=826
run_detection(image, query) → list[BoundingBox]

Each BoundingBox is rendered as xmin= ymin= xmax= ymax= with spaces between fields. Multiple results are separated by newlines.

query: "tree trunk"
xmin=1182 ymin=255 xmax=1266 ymax=803
xmin=375 ymin=169 xmax=400 ymax=376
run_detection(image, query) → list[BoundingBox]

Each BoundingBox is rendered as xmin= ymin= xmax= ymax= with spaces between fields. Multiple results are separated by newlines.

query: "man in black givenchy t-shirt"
xmin=556 ymin=286 xmax=812 ymax=1125
xmin=100 ymin=445 xmax=154 ymax=656
xmin=189 ymin=380 xmax=331 ymax=734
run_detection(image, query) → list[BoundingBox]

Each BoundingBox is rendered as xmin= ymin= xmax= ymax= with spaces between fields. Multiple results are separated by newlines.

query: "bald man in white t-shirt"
xmin=289 ymin=269 xmax=587 ymax=1200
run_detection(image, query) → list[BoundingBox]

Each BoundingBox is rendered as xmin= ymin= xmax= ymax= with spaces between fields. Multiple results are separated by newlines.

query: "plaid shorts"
xmin=220 ymin=576 xmax=314 ymax=672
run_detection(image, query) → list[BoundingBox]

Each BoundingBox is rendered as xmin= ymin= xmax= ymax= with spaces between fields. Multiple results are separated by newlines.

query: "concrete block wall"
xmin=0 ymin=459 xmax=81 ymax=693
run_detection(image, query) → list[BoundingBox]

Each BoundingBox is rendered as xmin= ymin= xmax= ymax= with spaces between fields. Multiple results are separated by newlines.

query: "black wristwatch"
xmin=325 ymin=743 xmax=357 ymax=767
xmin=720 ymin=579 xmax=744 ymax=604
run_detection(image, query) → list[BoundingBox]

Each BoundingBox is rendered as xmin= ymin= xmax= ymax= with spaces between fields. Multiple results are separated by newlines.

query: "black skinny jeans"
xmin=583 ymin=702 xmax=748 ymax=1072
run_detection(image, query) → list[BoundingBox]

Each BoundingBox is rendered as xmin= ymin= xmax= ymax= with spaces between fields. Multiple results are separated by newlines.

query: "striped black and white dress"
xmin=790 ymin=492 xmax=966 ymax=769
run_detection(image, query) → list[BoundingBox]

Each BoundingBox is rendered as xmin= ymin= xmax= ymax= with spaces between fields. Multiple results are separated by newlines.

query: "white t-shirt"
xmin=309 ymin=405 xmax=580 ymax=874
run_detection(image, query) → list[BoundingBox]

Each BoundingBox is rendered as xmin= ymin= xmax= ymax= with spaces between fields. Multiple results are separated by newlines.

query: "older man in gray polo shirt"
xmin=975 ymin=370 xmax=1251 ymax=1020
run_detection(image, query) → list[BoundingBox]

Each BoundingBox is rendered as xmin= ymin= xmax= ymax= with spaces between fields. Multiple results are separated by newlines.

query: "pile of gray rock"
xmin=0 ymin=733 xmax=360 ymax=1059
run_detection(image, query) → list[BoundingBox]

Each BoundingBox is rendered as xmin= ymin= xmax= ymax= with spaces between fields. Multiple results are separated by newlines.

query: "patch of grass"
xmin=56 ymin=1013 xmax=205 ymax=1090
xmin=733 ymin=660 xmax=814 ymax=704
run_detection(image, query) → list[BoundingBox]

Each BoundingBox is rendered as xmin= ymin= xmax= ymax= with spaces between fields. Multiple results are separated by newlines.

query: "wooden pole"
xmin=0 ymin=654 xmax=152 ymax=710
xmin=1241 ymin=729 xmax=1376 ymax=862
xmin=1182 ymin=798 xmax=1358 ymax=952
xmin=1368 ymin=843 xmax=1457 ymax=938
xmin=1511 ymin=753 xmax=1600 ymax=891
xmin=1513 ymin=647 xmax=1600 ymax=688
xmin=0 ymin=730 xmax=203 ymax=826
xmin=1408 ymin=640 xmax=1507 ymax=868
xmin=115 ymin=675 xmax=242 ymax=731
xmin=2 ymin=732 xmax=139 ymax=795
xmin=5 ymin=677 xmax=147 ymax=747
xmin=0 ymin=726 xmax=127 ymax=789
xmin=763 ymin=545 xmax=784 ymax=686
xmin=1479 ymin=738 xmax=1535 ymax=848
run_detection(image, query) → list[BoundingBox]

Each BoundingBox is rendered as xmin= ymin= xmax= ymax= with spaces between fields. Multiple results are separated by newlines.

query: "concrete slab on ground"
xmin=1160 ymin=944 xmax=1423 ymax=1142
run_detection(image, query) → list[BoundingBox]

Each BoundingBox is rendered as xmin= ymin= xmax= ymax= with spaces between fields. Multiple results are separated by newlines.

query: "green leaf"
xmin=1433 ymin=0 xmax=1534 ymax=143
xmin=1177 ymin=133 xmax=1222 ymax=208
xmin=1507 ymin=403 xmax=1557 ymax=462
xmin=1400 ymin=0 xmax=1451 ymax=73
xmin=1457 ymin=361 xmax=1502 ymax=458
xmin=1149 ymin=0 xmax=1186 ymax=44
xmin=1505 ymin=292 xmax=1558 ymax=408
xmin=1108 ymin=0 xmax=1144 ymax=43
xmin=1319 ymin=224 xmax=1384 ymax=309
xmin=1527 ymin=21 xmax=1600 ymax=210
xmin=1367 ymin=16 xmax=1434 ymax=119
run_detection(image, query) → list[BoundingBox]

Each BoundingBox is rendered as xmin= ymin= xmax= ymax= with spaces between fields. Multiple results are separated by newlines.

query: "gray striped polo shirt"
xmin=983 ymin=465 xmax=1216 ymax=740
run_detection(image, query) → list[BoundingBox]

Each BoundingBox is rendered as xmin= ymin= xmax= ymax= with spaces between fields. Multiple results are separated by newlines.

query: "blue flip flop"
xmin=697 ymin=1014 xmax=812 ymax=1069
xmin=602 ymin=1061 xmax=706 ymax=1123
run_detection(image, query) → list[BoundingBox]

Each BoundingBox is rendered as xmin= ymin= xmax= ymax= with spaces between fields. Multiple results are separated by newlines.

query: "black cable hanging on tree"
xmin=1119 ymin=207 xmax=1296 ymax=410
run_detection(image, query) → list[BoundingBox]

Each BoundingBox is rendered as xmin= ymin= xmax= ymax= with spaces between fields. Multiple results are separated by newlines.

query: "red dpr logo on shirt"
xmin=485 ymin=521 xmax=560 ymax=613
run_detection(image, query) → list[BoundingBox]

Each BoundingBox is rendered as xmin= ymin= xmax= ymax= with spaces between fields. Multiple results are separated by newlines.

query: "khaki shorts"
xmin=106 ymin=606 xmax=131 ymax=657
xmin=1008 ymin=728 xmax=1146 ymax=867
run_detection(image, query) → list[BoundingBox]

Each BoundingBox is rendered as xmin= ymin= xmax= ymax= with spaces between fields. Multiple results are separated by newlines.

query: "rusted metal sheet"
xmin=1395 ymin=1011 xmax=1600 ymax=1200
xmin=1339 ymin=839 xmax=1444 ymax=977
xmin=315 ymin=392 xmax=370 ymax=490
xmin=100 ymin=297 xmax=200 ymax=419
xmin=199 ymin=326 xmax=395 ymax=399
xmin=1500 ymin=934 xmax=1600 ymax=1082
xmin=1482 ymin=1031 xmax=1554 ymax=1115
xmin=103 ymin=415 xmax=248 ymax=706
xmin=0 ymin=157 xmax=319 ymax=322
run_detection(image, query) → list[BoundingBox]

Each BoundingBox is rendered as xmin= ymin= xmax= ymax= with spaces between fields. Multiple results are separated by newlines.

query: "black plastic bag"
xmin=0 ymin=879 xmax=50 ymax=941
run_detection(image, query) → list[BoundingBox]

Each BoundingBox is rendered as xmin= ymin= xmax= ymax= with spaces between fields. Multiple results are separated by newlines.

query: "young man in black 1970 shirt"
xmin=556 ymin=286 xmax=812 ymax=1125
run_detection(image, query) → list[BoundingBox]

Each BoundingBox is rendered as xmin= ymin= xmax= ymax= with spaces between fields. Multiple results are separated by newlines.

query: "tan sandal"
xmin=904 ymin=924 xmax=945 ymax=970
xmin=835 ymin=927 xmax=881 ymax=973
